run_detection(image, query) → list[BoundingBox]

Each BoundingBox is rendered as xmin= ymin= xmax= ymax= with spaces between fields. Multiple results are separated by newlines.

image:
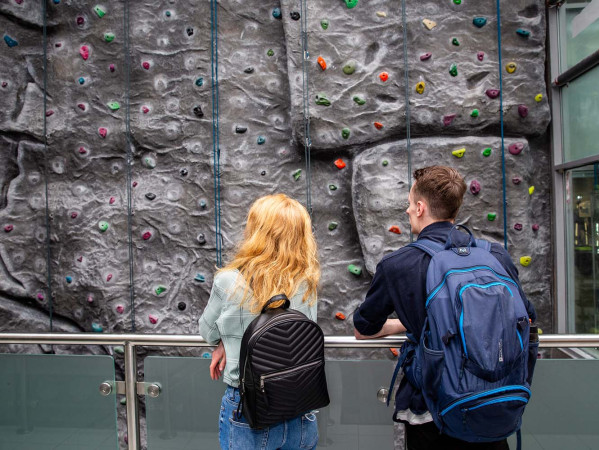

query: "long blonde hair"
xmin=221 ymin=194 xmax=320 ymax=313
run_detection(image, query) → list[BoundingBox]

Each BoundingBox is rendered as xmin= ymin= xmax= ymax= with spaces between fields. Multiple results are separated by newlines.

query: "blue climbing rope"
xmin=401 ymin=0 xmax=413 ymax=243
xmin=300 ymin=0 xmax=313 ymax=217
xmin=210 ymin=0 xmax=223 ymax=267
xmin=496 ymin=0 xmax=508 ymax=250
xmin=124 ymin=0 xmax=136 ymax=331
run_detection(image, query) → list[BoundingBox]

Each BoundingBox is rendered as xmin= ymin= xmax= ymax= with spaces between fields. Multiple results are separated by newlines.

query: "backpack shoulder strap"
xmin=474 ymin=239 xmax=492 ymax=252
xmin=408 ymin=239 xmax=445 ymax=257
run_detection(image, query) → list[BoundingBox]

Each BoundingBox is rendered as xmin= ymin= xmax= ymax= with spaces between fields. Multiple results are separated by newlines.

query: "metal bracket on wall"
xmin=98 ymin=381 xmax=161 ymax=397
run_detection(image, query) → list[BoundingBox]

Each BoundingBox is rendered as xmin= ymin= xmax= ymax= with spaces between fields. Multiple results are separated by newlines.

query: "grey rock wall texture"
xmin=1 ymin=0 xmax=551 ymax=446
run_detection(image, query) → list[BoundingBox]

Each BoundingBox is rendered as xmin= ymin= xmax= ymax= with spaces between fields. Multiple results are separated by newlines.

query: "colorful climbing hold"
xmin=508 ymin=142 xmax=524 ymax=155
xmin=344 ymin=0 xmax=358 ymax=8
xmin=109 ymin=64 xmax=115 ymax=72
xmin=452 ymin=148 xmax=466 ymax=158
xmin=529 ymin=186 xmax=535 ymax=195
xmin=343 ymin=60 xmax=357 ymax=75
xmin=329 ymin=184 xmax=338 ymax=191
xmin=452 ymin=37 xmax=460 ymax=46
xmin=37 ymin=292 xmax=44 ymax=301
xmin=77 ymin=256 xmax=83 ymax=262
xmin=353 ymin=96 xmax=366 ymax=105
xmin=3 ymin=35 xmax=18 ymax=48
xmin=116 ymin=305 xmax=124 ymax=314
xmin=109 ymin=196 xmax=116 ymax=205
xmin=506 ymin=62 xmax=517 ymax=73
xmin=78 ymin=146 xmax=87 ymax=154
xmin=420 ymin=52 xmax=432 ymax=61
xmin=415 ymin=81 xmax=425 ymax=94
xmin=532 ymin=224 xmax=540 ymax=231
xmin=106 ymin=273 xmax=113 ymax=282
xmin=389 ymin=225 xmax=401 ymax=234
xmin=376 ymin=11 xmax=387 ymax=17
xmin=104 ymin=32 xmax=115 ymax=43
xmin=315 ymin=94 xmax=331 ymax=106
xmin=77 ymin=16 xmax=85 ymax=25
xmin=114 ymin=346 xmax=124 ymax=354
xmin=512 ymin=177 xmax=522 ymax=185
xmin=165 ymin=10 xmax=171 ymax=17
xmin=1 ymin=81 xmax=7 ymax=88
xmin=443 ymin=114 xmax=457 ymax=126
xmin=79 ymin=45 xmax=90 ymax=60
xmin=272 ymin=7 xmax=282 ymax=19
xmin=473 ymin=17 xmax=487 ymax=28
xmin=328 ymin=222 xmax=338 ymax=231
xmin=454 ymin=0 xmax=462 ymax=4
xmin=535 ymin=93 xmax=543 ymax=102
xmin=92 ymin=323 xmax=104 ymax=333
xmin=293 ymin=169 xmax=302 ymax=181
xmin=487 ymin=213 xmax=497 ymax=221
xmin=477 ymin=51 xmax=485 ymax=62
xmin=470 ymin=180 xmax=481 ymax=195
xmin=482 ymin=147 xmax=492 ymax=157
xmin=71 ymin=212 xmax=78 ymax=219
xmin=235 ymin=126 xmax=247 ymax=133
xmin=77 ymin=103 xmax=86 ymax=111
xmin=518 ymin=104 xmax=529 ymax=118
xmin=341 ymin=128 xmax=350 ymax=139
xmin=486 ymin=89 xmax=500 ymax=99
xmin=390 ymin=348 xmax=399 ymax=357
xmin=317 ymin=56 xmax=327 ymax=71
xmin=334 ymin=158 xmax=346 ymax=169
xmin=155 ymin=285 xmax=167 ymax=296
xmin=142 ymin=231 xmax=152 ymax=240
xmin=46 ymin=110 xmax=55 ymax=117
xmin=144 ymin=156 xmax=156 ymax=169
xmin=98 ymin=221 xmax=109 ymax=232
xmin=195 ymin=77 xmax=204 ymax=86
xmin=516 ymin=29 xmax=531 ymax=38
xmin=422 ymin=19 xmax=437 ymax=30
xmin=94 ymin=5 xmax=106 ymax=18
xmin=379 ymin=72 xmax=389 ymax=82
xmin=257 ymin=136 xmax=266 ymax=145
xmin=267 ymin=49 xmax=274 ymax=57
xmin=199 ymin=199 xmax=207 ymax=209
xmin=519 ymin=256 xmax=532 ymax=267
xmin=149 ymin=315 xmax=158 ymax=324
xmin=4 ymin=225 xmax=14 ymax=233
xmin=195 ymin=273 xmax=206 ymax=282
xmin=335 ymin=312 xmax=346 ymax=320
xmin=382 ymin=160 xmax=389 ymax=166
xmin=145 ymin=193 xmax=156 ymax=200
xmin=471 ymin=109 xmax=479 ymax=118
xmin=348 ymin=264 xmax=362 ymax=276
xmin=321 ymin=19 xmax=329 ymax=30
xmin=142 ymin=61 xmax=150 ymax=70
xmin=514 ymin=223 xmax=523 ymax=231
xmin=98 ymin=127 xmax=108 ymax=138
xmin=374 ymin=122 xmax=384 ymax=130
xmin=178 ymin=302 xmax=187 ymax=311
xmin=107 ymin=101 xmax=120 ymax=111
xmin=290 ymin=11 xmax=300 ymax=20
xmin=449 ymin=64 xmax=458 ymax=77
xmin=66 ymin=276 xmax=73 ymax=284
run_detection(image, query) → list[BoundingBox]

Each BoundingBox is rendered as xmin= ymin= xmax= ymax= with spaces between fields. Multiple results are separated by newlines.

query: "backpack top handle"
xmin=444 ymin=224 xmax=476 ymax=250
xmin=261 ymin=294 xmax=290 ymax=313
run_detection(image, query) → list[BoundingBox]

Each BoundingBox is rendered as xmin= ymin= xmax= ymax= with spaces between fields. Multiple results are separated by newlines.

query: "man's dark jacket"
xmin=353 ymin=221 xmax=537 ymax=419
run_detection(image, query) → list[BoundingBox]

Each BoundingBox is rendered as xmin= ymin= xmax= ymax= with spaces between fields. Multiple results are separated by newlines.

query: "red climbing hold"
xmin=142 ymin=231 xmax=152 ymax=240
xmin=116 ymin=305 xmax=124 ymax=314
xmin=79 ymin=45 xmax=90 ymax=61
xmin=379 ymin=72 xmax=389 ymax=82
xmin=388 ymin=225 xmax=401 ymax=234
xmin=508 ymin=142 xmax=524 ymax=155
xmin=78 ymin=147 xmax=87 ymax=154
xmin=334 ymin=158 xmax=346 ymax=169
xmin=109 ymin=197 xmax=116 ymax=205
xmin=106 ymin=274 xmax=113 ymax=282
xmin=46 ymin=110 xmax=54 ymax=117
xmin=317 ymin=56 xmax=327 ymax=71
xmin=77 ymin=103 xmax=86 ymax=111
xmin=390 ymin=348 xmax=399 ymax=357
xmin=4 ymin=225 xmax=14 ymax=233
xmin=374 ymin=122 xmax=384 ymax=129
xmin=142 ymin=106 xmax=150 ymax=114
xmin=149 ymin=315 xmax=158 ymax=324
xmin=98 ymin=127 xmax=107 ymax=138
xmin=70 ymin=212 xmax=78 ymax=219
xmin=477 ymin=51 xmax=485 ymax=61
xmin=142 ymin=61 xmax=150 ymax=70
xmin=532 ymin=224 xmax=540 ymax=231
xmin=76 ymin=16 xmax=85 ymax=25
xmin=335 ymin=312 xmax=346 ymax=320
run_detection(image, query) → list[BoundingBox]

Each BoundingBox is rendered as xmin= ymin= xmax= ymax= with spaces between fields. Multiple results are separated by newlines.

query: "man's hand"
xmin=354 ymin=318 xmax=406 ymax=340
xmin=209 ymin=341 xmax=226 ymax=380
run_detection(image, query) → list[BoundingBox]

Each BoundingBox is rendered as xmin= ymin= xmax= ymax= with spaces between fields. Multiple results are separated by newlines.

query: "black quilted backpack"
xmin=236 ymin=294 xmax=330 ymax=429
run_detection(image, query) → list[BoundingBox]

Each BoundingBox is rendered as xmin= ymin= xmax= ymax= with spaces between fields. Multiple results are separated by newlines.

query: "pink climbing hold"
xmin=532 ymin=224 xmax=540 ymax=231
xmin=77 ymin=256 xmax=83 ymax=262
xmin=512 ymin=177 xmax=522 ymax=185
xmin=142 ymin=61 xmax=151 ymax=70
xmin=508 ymin=142 xmax=524 ymax=155
xmin=77 ymin=103 xmax=86 ymax=111
xmin=37 ymin=292 xmax=44 ymax=301
xmin=469 ymin=180 xmax=481 ymax=195
xmin=76 ymin=16 xmax=85 ymax=25
xmin=46 ymin=110 xmax=54 ymax=117
xmin=518 ymin=104 xmax=529 ymax=118
xmin=4 ymin=225 xmax=14 ymax=232
xmin=514 ymin=223 xmax=523 ymax=231
xmin=71 ymin=212 xmax=78 ymax=219
xmin=98 ymin=127 xmax=107 ymax=138
xmin=78 ymin=147 xmax=87 ymax=154
xmin=142 ymin=231 xmax=152 ymax=240
xmin=420 ymin=52 xmax=432 ymax=61
xmin=106 ymin=274 xmax=113 ymax=282
xmin=87 ymin=294 xmax=94 ymax=303
xmin=149 ymin=315 xmax=158 ymax=324
xmin=477 ymin=51 xmax=485 ymax=61
xmin=109 ymin=197 xmax=116 ymax=205
xmin=79 ymin=45 xmax=90 ymax=61
xmin=142 ymin=106 xmax=150 ymax=114
xmin=109 ymin=64 xmax=115 ymax=72
xmin=443 ymin=114 xmax=457 ymax=126
xmin=116 ymin=305 xmax=124 ymax=314
xmin=485 ymin=89 xmax=500 ymax=99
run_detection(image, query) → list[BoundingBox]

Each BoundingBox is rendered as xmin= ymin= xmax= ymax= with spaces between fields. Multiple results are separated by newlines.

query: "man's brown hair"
xmin=412 ymin=166 xmax=467 ymax=221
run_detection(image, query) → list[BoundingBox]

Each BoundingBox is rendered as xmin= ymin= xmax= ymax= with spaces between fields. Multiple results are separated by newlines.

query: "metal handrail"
xmin=0 ymin=332 xmax=598 ymax=347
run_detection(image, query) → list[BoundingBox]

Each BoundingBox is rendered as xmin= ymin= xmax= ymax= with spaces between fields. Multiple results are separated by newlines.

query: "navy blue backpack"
xmin=391 ymin=225 xmax=538 ymax=445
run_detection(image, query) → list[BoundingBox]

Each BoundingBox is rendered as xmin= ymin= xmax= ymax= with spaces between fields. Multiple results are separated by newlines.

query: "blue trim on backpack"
xmin=466 ymin=396 xmax=528 ymax=411
xmin=440 ymin=385 xmax=531 ymax=416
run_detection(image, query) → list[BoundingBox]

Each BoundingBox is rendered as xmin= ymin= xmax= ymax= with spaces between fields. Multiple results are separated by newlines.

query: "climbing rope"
xmin=300 ymin=0 xmax=313 ymax=217
xmin=41 ymin=0 xmax=53 ymax=332
xmin=496 ymin=0 xmax=509 ymax=249
xmin=401 ymin=0 xmax=413 ymax=242
xmin=124 ymin=0 xmax=136 ymax=331
xmin=210 ymin=0 xmax=223 ymax=267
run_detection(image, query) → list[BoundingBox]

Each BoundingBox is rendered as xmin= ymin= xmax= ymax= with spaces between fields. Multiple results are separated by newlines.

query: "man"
xmin=353 ymin=166 xmax=536 ymax=450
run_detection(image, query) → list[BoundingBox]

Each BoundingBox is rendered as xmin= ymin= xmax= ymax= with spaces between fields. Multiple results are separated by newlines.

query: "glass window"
xmin=565 ymin=165 xmax=599 ymax=333
xmin=561 ymin=0 xmax=599 ymax=71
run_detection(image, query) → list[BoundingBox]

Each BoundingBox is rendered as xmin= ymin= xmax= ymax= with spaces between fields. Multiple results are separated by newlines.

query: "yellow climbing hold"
xmin=376 ymin=11 xmax=387 ymax=17
xmin=506 ymin=62 xmax=517 ymax=73
xmin=415 ymin=81 xmax=425 ymax=94
xmin=535 ymin=93 xmax=543 ymax=102
xmin=519 ymin=256 xmax=532 ymax=267
xmin=452 ymin=148 xmax=466 ymax=158
xmin=423 ymin=19 xmax=437 ymax=30
xmin=529 ymin=186 xmax=535 ymax=195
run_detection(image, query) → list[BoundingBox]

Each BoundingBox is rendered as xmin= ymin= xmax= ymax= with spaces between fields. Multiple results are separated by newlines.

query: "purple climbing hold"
xmin=77 ymin=256 xmax=83 ymax=262
xmin=532 ymin=224 xmax=540 ymax=231
xmin=142 ymin=231 xmax=152 ymax=240
xmin=469 ymin=180 xmax=481 ymax=195
xmin=1 ymin=81 xmax=7 ymax=88
xmin=77 ymin=103 xmax=86 ymax=111
xmin=514 ymin=223 xmax=523 ymax=231
xmin=78 ymin=146 xmax=87 ymax=154
xmin=71 ymin=212 xmax=78 ymax=219
xmin=518 ymin=104 xmax=529 ymax=118
xmin=77 ymin=16 xmax=85 ymax=25
xmin=508 ymin=142 xmax=524 ymax=155
xmin=420 ymin=52 xmax=432 ymax=61
xmin=4 ymin=224 xmax=14 ymax=233
xmin=149 ymin=315 xmax=158 ymax=324
xmin=512 ymin=177 xmax=522 ymax=185
xmin=46 ymin=110 xmax=54 ymax=117
xmin=477 ymin=51 xmax=484 ymax=62
xmin=116 ymin=305 xmax=124 ymax=314
xmin=98 ymin=127 xmax=108 ymax=138
xmin=87 ymin=294 xmax=94 ymax=303
xmin=142 ymin=61 xmax=151 ymax=70
xmin=486 ymin=89 xmax=500 ymax=99
xmin=443 ymin=114 xmax=457 ymax=126
xmin=106 ymin=274 xmax=113 ymax=282
xmin=37 ymin=292 xmax=44 ymax=301
xmin=109 ymin=63 xmax=115 ymax=72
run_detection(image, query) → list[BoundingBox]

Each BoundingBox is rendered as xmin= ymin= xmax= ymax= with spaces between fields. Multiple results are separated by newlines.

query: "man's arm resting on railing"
xmin=354 ymin=318 xmax=406 ymax=340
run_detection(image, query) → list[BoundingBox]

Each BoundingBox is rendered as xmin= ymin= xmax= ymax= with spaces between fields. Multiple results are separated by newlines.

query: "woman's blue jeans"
xmin=219 ymin=386 xmax=319 ymax=450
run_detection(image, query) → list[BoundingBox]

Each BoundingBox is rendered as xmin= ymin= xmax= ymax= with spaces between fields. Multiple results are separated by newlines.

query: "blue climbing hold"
xmin=66 ymin=276 xmax=73 ymax=284
xmin=257 ymin=136 xmax=266 ymax=145
xmin=4 ymin=35 xmax=18 ymax=48
xmin=195 ymin=77 xmax=204 ymax=87
xmin=78 ymin=77 xmax=85 ymax=85
xmin=473 ymin=17 xmax=487 ymax=28
xmin=272 ymin=8 xmax=282 ymax=19
xmin=195 ymin=273 xmax=206 ymax=282
xmin=92 ymin=323 xmax=104 ymax=333
xmin=201 ymin=352 xmax=211 ymax=359
xmin=516 ymin=29 xmax=531 ymax=37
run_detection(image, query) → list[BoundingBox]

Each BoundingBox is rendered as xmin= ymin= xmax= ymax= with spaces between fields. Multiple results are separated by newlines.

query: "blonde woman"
xmin=199 ymin=194 xmax=320 ymax=450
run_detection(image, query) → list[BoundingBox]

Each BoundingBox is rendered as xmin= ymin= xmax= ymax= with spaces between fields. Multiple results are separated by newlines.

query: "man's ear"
xmin=416 ymin=200 xmax=426 ymax=217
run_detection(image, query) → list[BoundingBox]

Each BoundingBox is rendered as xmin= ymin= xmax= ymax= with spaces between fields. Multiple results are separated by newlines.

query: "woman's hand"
xmin=210 ymin=341 xmax=226 ymax=380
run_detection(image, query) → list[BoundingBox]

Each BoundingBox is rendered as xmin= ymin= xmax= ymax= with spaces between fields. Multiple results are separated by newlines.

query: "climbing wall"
xmin=1 ymin=0 xmax=551 ymax=355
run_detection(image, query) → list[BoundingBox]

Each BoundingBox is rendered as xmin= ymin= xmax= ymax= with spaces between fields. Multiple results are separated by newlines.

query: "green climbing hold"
xmin=343 ymin=60 xmax=357 ymax=75
xmin=487 ymin=213 xmax=497 ymax=221
xmin=120 ymin=397 xmax=127 ymax=405
xmin=473 ymin=17 xmax=487 ymax=28
xmin=453 ymin=0 xmax=461 ymax=4
xmin=144 ymin=157 xmax=156 ymax=169
xmin=329 ymin=184 xmax=338 ymax=191
xmin=293 ymin=169 xmax=302 ymax=181
xmin=195 ymin=273 xmax=206 ymax=282
xmin=341 ymin=128 xmax=350 ymax=139
xmin=195 ymin=77 xmax=204 ymax=87
xmin=452 ymin=37 xmax=460 ymax=46
xmin=94 ymin=5 xmax=106 ymax=18
xmin=348 ymin=264 xmax=362 ymax=276
xmin=328 ymin=222 xmax=338 ymax=231
xmin=107 ymin=101 xmax=120 ymax=111
xmin=98 ymin=221 xmax=109 ymax=232
xmin=344 ymin=0 xmax=358 ymax=8
xmin=104 ymin=32 xmax=115 ymax=42
xmin=449 ymin=63 xmax=458 ymax=77
xmin=382 ymin=160 xmax=389 ymax=167
xmin=315 ymin=93 xmax=331 ymax=106
xmin=267 ymin=49 xmax=274 ymax=57
xmin=471 ymin=109 xmax=479 ymax=118
xmin=155 ymin=285 xmax=167 ymax=296
xmin=353 ymin=96 xmax=365 ymax=105
xmin=165 ymin=10 xmax=171 ymax=17
xmin=114 ymin=346 xmax=124 ymax=355
xmin=321 ymin=19 xmax=329 ymax=30
xmin=482 ymin=147 xmax=492 ymax=157
xmin=92 ymin=323 xmax=103 ymax=333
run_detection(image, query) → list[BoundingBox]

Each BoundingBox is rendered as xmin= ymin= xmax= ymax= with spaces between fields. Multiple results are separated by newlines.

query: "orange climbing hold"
xmin=379 ymin=72 xmax=389 ymax=82
xmin=335 ymin=312 xmax=346 ymax=320
xmin=317 ymin=56 xmax=327 ymax=71
xmin=389 ymin=225 xmax=401 ymax=234
xmin=374 ymin=122 xmax=384 ymax=129
xmin=390 ymin=348 xmax=399 ymax=357
xmin=334 ymin=158 xmax=346 ymax=169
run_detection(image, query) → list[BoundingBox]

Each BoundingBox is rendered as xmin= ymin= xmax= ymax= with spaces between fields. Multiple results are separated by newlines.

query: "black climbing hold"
xmin=197 ymin=233 xmax=206 ymax=245
xmin=235 ymin=126 xmax=247 ymax=134
xmin=178 ymin=301 xmax=187 ymax=311
xmin=261 ymin=171 xmax=266 ymax=176
xmin=193 ymin=106 xmax=204 ymax=117
xmin=145 ymin=193 xmax=156 ymax=200
xmin=244 ymin=67 xmax=254 ymax=74
xmin=290 ymin=11 xmax=300 ymax=20
xmin=186 ymin=27 xmax=194 ymax=36
xmin=180 ymin=168 xmax=188 ymax=176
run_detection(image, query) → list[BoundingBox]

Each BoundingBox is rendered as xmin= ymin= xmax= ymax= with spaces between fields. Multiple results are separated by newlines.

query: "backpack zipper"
xmin=259 ymin=359 xmax=322 ymax=391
